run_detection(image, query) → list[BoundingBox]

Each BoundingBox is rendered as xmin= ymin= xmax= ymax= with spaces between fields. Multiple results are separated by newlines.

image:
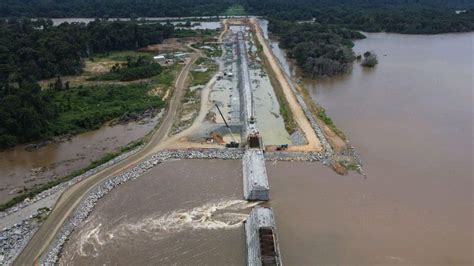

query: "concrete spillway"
xmin=234 ymin=28 xmax=282 ymax=266
xmin=243 ymin=149 xmax=269 ymax=201
xmin=237 ymin=31 xmax=259 ymax=144
xmin=237 ymin=30 xmax=269 ymax=201
xmin=245 ymin=207 xmax=283 ymax=266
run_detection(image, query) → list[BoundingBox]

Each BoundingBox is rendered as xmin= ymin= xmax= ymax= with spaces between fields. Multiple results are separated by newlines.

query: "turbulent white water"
xmin=75 ymin=200 xmax=260 ymax=257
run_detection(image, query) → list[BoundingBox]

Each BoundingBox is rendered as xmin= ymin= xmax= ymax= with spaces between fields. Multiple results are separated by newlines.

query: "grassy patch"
xmin=50 ymin=83 xmax=164 ymax=136
xmin=195 ymin=57 xmax=206 ymax=65
xmin=189 ymin=58 xmax=218 ymax=86
xmin=92 ymin=51 xmax=153 ymax=62
xmin=223 ymin=4 xmax=247 ymax=16
xmin=88 ymin=63 xmax=162 ymax=82
xmin=174 ymin=29 xmax=218 ymax=39
xmin=148 ymin=62 xmax=183 ymax=89
xmin=0 ymin=139 xmax=143 ymax=211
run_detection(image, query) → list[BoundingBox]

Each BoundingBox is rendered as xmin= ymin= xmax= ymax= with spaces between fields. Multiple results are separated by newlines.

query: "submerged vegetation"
xmin=360 ymin=51 xmax=378 ymax=68
xmin=269 ymin=19 xmax=365 ymax=78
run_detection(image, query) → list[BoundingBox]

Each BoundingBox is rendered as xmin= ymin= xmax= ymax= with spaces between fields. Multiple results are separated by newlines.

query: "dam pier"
xmin=234 ymin=30 xmax=282 ymax=265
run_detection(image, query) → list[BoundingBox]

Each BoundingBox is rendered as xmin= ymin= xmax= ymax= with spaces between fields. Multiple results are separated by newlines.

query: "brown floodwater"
xmin=61 ymin=32 xmax=472 ymax=265
xmin=60 ymin=160 xmax=251 ymax=265
xmin=0 ymin=118 xmax=158 ymax=203
xmin=270 ymin=32 xmax=473 ymax=264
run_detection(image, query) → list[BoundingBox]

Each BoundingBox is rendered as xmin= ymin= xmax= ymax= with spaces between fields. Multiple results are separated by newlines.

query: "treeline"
xmin=0 ymin=0 xmax=230 ymax=18
xmin=269 ymin=19 xmax=365 ymax=78
xmin=0 ymin=81 xmax=57 ymax=147
xmin=1 ymin=0 xmax=473 ymax=34
xmin=0 ymin=79 xmax=164 ymax=149
xmin=0 ymin=19 xmax=173 ymax=149
xmin=243 ymin=0 xmax=474 ymax=34
xmin=0 ymin=19 xmax=173 ymax=84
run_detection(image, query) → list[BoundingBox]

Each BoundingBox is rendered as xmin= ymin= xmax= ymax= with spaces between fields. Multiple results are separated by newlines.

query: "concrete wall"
xmin=243 ymin=150 xmax=269 ymax=201
xmin=245 ymin=207 xmax=283 ymax=266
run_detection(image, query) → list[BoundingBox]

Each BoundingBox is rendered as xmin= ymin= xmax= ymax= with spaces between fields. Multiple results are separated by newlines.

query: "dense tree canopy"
xmin=270 ymin=19 xmax=365 ymax=78
xmin=0 ymin=0 xmax=230 ymax=18
xmin=244 ymin=0 xmax=474 ymax=34
xmin=1 ymin=0 xmax=473 ymax=148
xmin=0 ymin=19 xmax=173 ymax=149
xmin=1 ymin=0 xmax=473 ymax=34
xmin=0 ymin=19 xmax=173 ymax=84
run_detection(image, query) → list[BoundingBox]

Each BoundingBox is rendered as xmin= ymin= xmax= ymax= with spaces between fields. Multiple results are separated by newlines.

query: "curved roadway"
xmin=14 ymin=53 xmax=199 ymax=265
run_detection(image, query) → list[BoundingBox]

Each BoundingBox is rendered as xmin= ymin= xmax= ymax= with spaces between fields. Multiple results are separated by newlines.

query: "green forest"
xmin=0 ymin=19 xmax=175 ymax=149
xmin=1 ymin=0 xmax=474 ymax=149
xmin=244 ymin=0 xmax=474 ymax=34
xmin=1 ymin=0 xmax=473 ymax=34
xmin=269 ymin=19 xmax=365 ymax=78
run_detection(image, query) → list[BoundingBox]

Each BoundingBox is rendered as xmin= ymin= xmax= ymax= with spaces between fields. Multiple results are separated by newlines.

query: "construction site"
xmin=4 ymin=18 xmax=362 ymax=266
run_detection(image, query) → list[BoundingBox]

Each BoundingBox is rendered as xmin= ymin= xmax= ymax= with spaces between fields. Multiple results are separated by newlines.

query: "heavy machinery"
xmin=275 ymin=144 xmax=288 ymax=151
xmin=215 ymin=104 xmax=239 ymax=148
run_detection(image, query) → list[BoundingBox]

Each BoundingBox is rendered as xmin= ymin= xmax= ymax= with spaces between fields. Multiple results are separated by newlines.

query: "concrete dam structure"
xmin=243 ymin=149 xmax=269 ymax=201
xmin=236 ymin=31 xmax=269 ymax=201
xmin=245 ymin=207 xmax=283 ymax=266
xmin=233 ymin=29 xmax=282 ymax=265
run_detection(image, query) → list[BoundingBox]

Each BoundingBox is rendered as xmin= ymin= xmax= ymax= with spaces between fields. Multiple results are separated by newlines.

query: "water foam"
xmin=75 ymin=199 xmax=260 ymax=257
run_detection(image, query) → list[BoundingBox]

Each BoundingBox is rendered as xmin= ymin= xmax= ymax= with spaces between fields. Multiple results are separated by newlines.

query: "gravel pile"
xmin=289 ymin=130 xmax=307 ymax=145
xmin=0 ymin=209 xmax=49 ymax=265
xmin=266 ymin=151 xmax=323 ymax=162
xmin=0 ymin=147 xmax=142 ymax=218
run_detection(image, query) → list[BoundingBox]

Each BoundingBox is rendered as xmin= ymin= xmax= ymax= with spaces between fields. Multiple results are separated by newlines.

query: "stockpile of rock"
xmin=266 ymin=151 xmax=323 ymax=162
xmin=153 ymin=149 xmax=244 ymax=160
xmin=289 ymin=130 xmax=307 ymax=145
xmin=0 ymin=209 xmax=50 ymax=265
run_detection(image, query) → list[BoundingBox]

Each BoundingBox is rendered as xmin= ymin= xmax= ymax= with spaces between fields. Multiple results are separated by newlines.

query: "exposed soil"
xmin=248 ymin=18 xmax=322 ymax=152
xmin=139 ymin=38 xmax=192 ymax=53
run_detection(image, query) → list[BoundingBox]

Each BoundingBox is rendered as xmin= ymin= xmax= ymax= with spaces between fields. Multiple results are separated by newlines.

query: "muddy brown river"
xmin=59 ymin=31 xmax=472 ymax=265
xmin=0 ymin=118 xmax=158 ymax=203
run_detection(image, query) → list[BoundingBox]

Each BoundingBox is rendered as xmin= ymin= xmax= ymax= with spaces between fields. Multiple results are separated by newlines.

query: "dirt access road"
xmin=14 ymin=53 xmax=200 ymax=265
xmin=248 ymin=18 xmax=322 ymax=152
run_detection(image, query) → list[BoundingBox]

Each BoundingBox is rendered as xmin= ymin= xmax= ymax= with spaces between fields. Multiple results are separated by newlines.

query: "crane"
xmin=215 ymin=104 xmax=239 ymax=148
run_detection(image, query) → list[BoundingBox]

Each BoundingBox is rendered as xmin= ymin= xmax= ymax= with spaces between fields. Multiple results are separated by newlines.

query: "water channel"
xmin=17 ymin=21 xmax=474 ymax=265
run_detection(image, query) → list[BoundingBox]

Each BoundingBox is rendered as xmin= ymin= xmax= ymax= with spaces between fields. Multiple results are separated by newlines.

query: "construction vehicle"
xmin=215 ymin=104 xmax=239 ymax=148
xmin=275 ymin=144 xmax=288 ymax=151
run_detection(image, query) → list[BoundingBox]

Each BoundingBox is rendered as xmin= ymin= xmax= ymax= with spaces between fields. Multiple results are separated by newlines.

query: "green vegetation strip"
xmin=297 ymin=82 xmax=347 ymax=141
xmin=251 ymin=30 xmax=297 ymax=134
